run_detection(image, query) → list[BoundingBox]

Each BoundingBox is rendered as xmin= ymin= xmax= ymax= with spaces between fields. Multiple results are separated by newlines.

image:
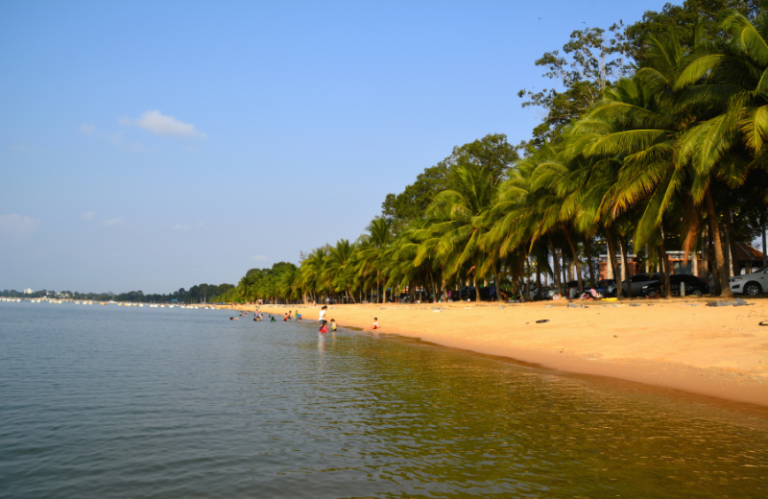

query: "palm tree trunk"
xmin=535 ymin=258 xmax=542 ymax=300
xmin=705 ymin=226 xmax=719 ymax=294
xmin=525 ymin=254 xmax=532 ymax=301
xmin=724 ymin=207 xmax=739 ymax=277
xmin=494 ymin=265 xmax=502 ymax=302
xmin=550 ymin=238 xmax=561 ymax=294
xmin=564 ymin=230 xmax=584 ymax=296
xmin=561 ymin=250 xmax=567 ymax=288
xmin=659 ymin=227 xmax=672 ymax=298
xmin=705 ymin=188 xmax=734 ymax=297
xmin=605 ymin=227 xmax=623 ymax=300
xmin=657 ymin=245 xmax=668 ymax=298
xmin=585 ymin=237 xmax=596 ymax=288
xmin=472 ymin=270 xmax=479 ymax=302
xmin=762 ymin=211 xmax=767 ymax=267
xmin=621 ymin=238 xmax=633 ymax=298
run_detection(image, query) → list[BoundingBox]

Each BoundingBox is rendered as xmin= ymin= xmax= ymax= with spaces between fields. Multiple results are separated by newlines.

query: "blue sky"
xmin=1 ymin=0 xmax=671 ymax=294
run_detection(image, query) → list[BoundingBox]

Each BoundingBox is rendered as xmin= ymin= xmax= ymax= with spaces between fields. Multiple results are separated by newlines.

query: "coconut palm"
xmin=427 ymin=164 xmax=496 ymax=302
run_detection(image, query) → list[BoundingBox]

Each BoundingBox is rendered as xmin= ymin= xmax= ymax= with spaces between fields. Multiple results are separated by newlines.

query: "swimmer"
xmin=270 ymin=315 xmax=276 ymax=322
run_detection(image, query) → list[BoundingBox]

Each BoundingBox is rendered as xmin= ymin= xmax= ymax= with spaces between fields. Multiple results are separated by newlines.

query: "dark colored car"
xmin=642 ymin=274 xmax=709 ymax=297
xmin=621 ymin=273 xmax=662 ymax=296
xmin=595 ymin=279 xmax=617 ymax=297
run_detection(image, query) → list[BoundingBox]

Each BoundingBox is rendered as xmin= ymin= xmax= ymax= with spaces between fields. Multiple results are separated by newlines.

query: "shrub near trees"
xmin=221 ymin=1 xmax=768 ymax=305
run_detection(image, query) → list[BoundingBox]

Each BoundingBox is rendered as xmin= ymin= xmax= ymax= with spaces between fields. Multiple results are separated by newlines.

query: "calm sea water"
xmin=1 ymin=302 xmax=766 ymax=498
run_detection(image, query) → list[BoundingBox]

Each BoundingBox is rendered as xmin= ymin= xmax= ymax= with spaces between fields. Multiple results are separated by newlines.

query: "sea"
xmin=1 ymin=301 xmax=766 ymax=498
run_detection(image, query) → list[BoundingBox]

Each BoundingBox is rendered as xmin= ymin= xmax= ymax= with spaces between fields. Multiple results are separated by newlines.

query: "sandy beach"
xmin=225 ymin=298 xmax=768 ymax=407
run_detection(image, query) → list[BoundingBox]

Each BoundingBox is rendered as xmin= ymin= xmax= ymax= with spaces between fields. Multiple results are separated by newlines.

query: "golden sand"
xmin=226 ymin=298 xmax=768 ymax=407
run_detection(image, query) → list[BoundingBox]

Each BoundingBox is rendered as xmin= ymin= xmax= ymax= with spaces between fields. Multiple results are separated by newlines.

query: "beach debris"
xmin=613 ymin=335 xmax=618 ymax=338
xmin=567 ymin=303 xmax=579 ymax=308
xmin=433 ymin=309 xmax=442 ymax=313
xmin=707 ymin=300 xmax=751 ymax=307
xmin=630 ymin=304 xmax=641 ymax=307
xmin=536 ymin=319 xmax=549 ymax=323
xmin=759 ymin=321 xmax=768 ymax=326
xmin=544 ymin=305 xmax=553 ymax=309
xmin=498 ymin=306 xmax=505 ymax=309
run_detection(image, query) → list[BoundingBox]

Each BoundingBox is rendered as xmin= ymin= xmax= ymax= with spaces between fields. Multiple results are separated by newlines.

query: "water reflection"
xmin=0 ymin=302 xmax=766 ymax=499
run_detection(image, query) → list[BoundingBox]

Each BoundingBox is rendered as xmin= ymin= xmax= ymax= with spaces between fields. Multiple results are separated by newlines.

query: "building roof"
xmin=733 ymin=242 xmax=765 ymax=262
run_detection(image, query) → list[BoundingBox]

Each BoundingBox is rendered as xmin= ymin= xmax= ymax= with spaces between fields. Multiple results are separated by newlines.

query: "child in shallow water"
xmin=330 ymin=319 xmax=337 ymax=332
xmin=364 ymin=318 xmax=379 ymax=331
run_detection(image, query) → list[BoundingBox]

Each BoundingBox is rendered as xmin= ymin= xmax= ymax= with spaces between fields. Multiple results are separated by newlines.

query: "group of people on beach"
xmin=317 ymin=305 xmax=337 ymax=333
xmin=280 ymin=310 xmax=303 ymax=322
xmin=316 ymin=304 xmax=379 ymax=333
xmin=230 ymin=305 xmax=380 ymax=335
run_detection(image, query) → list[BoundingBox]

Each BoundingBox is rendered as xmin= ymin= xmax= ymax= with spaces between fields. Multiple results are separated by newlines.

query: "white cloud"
xmin=250 ymin=255 xmax=267 ymax=261
xmin=80 ymin=123 xmax=96 ymax=135
xmin=82 ymin=211 xmax=96 ymax=220
xmin=104 ymin=218 xmax=122 ymax=226
xmin=122 ymin=110 xmax=206 ymax=139
xmin=172 ymin=224 xmax=190 ymax=231
xmin=0 ymin=214 xmax=40 ymax=233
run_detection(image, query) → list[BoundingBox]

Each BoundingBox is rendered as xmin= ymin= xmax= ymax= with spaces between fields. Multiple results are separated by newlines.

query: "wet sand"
xmin=228 ymin=299 xmax=768 ymax=407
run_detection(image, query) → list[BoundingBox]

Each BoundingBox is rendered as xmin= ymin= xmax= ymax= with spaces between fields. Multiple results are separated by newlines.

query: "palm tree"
xmin=428 ymin=165 xmax=496 ymax=302
xmin=362 ymin=218 xmax=393 ymax=303
xmin=326 ymin=239 xmax=357 ymax=303
xmin=670 ymin=10 xmax=768 ymax=296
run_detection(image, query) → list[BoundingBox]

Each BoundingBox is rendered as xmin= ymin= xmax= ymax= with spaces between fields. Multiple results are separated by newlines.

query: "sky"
xmin=0 ymin=0 xmax=673 ymax=294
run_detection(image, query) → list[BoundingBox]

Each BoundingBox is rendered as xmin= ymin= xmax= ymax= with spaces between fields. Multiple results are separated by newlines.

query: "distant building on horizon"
xmin=23 ymin=288 xmax=33 ymax=295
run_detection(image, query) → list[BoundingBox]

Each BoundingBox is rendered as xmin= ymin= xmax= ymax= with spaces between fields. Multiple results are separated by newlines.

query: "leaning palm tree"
xmin=428 ymin=164 xmax=496 ymax=302
xmin=670 ymin=10 xmax=768 ymax=296
xmin=362 ymin=218 xmax=393 ymax=303
xmin=325 ymin=239 xmax=357 ymax=303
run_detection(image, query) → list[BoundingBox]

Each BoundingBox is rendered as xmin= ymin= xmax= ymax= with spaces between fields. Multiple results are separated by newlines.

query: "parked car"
xmin=729 ymin=266 xmax=768 ymax=296
xmin=617 ymin=273 xmax=662 ymax=296
xmin=642 ymin=274 xmax=709 ymax=297
xmin=595 ymin=279 xmax=617 ymax=297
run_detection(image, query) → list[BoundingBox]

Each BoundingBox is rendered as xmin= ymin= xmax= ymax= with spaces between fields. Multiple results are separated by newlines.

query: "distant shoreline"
xmin=225 ymin=299 xmax=768 ymax=408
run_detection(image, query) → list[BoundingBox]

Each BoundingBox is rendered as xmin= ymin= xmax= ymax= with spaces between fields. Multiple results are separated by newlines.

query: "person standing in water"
xmin=318 ymin=305 xmax=327 ymax=332
xmin=329 ymin=319 xmax=337 ymax=332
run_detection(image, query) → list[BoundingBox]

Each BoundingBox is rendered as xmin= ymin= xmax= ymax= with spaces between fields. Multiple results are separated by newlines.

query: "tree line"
xmin=215 ymin=0 xmax=768 ymax=304
xmin=2 ymin=283 xmax=235 ymax=303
